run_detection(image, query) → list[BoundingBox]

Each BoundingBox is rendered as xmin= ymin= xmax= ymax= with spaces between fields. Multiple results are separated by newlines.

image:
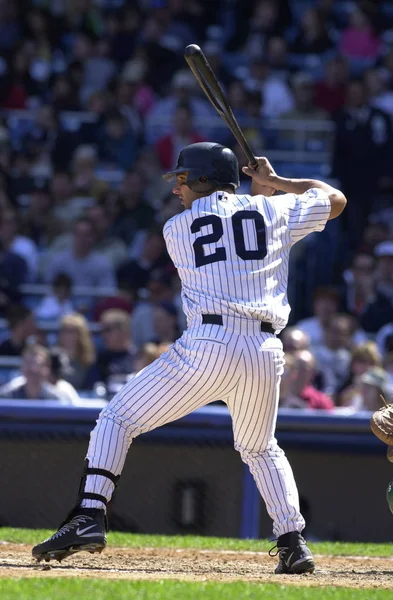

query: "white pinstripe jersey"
xmin=163 ymin=188 xmax=331 ymax=331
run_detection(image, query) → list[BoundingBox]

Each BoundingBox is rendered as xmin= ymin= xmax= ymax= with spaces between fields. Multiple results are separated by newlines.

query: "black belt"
xmin=201 ymin=314 xmax=275 ymax=334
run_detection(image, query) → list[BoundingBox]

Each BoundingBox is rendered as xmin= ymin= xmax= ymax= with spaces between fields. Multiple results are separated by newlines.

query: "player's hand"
xmin=242 ymin=157 xmax=276 ymax=197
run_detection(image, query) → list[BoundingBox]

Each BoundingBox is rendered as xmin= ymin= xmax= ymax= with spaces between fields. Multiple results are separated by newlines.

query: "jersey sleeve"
xmin=280 ymin=188 xmax=331 ymax=244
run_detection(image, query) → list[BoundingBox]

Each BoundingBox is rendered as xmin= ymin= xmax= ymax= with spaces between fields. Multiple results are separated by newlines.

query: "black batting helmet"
xmin=162 ymin=142 xmax=240 ymax=193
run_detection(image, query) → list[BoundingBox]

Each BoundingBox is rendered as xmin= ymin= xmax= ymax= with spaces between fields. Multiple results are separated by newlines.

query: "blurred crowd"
xmin=0 ymin=0 xmax=392 ymax=409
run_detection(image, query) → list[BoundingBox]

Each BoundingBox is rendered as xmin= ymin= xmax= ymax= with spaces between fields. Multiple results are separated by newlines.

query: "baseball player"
xmin=33 ymin=143 xmax=346 ymax=574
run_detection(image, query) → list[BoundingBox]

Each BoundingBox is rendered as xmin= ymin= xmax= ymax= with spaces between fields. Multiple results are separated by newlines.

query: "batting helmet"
xmin=162 ymin=142 xmax=240 ymax=194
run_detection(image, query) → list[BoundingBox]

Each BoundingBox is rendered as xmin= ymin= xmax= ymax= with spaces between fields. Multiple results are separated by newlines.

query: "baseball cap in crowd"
xmin=375 ymin=241 xmax=393 ymax=258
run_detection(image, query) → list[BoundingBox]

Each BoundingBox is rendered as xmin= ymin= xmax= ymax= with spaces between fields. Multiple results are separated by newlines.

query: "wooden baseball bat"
xmin=184 ymin=44 xmax=258 ymax=170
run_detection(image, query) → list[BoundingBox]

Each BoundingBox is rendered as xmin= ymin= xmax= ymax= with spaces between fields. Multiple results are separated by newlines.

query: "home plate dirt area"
xmin=1 ymin=545 xmax=393 ymax=588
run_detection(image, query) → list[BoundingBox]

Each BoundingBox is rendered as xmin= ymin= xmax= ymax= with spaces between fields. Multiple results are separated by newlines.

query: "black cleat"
xmin=269 ymin=531 xmax=315 ymax=574
xmin=32 ymin=508 xmax=107 ymax=563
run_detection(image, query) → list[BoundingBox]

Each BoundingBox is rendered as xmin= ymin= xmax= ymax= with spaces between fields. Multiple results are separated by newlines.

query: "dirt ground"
xmin=1 ymin=544 xmax=393 ymax=589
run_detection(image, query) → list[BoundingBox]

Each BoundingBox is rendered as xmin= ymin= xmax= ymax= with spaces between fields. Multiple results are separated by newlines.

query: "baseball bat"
xmin=184 ymin=44 xmax=258 ymax=170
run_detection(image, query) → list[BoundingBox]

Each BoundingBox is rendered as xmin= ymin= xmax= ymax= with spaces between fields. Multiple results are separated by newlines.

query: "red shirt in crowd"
xmin=315 ymin=82 xmax=347 ymax=114
xmin=300 ymin=385 xmax=334 ymax=410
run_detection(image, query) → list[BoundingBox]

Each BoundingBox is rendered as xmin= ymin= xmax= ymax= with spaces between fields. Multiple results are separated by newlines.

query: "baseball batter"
xmin=33 ymin=143 xmax=346 ymax=574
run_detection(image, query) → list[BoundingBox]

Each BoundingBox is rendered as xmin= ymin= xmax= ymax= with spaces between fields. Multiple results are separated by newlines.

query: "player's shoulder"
xmin=163 ymin=210 xmax=189 ymax=236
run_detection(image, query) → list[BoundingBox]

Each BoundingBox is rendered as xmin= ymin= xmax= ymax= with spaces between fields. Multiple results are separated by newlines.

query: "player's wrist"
xmin=267 ymin=174 xmax=282 ymax=189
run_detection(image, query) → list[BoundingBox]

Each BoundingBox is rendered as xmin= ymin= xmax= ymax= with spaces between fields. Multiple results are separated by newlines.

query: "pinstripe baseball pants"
xmin=82 ymin=316 xmax=305 ymax=537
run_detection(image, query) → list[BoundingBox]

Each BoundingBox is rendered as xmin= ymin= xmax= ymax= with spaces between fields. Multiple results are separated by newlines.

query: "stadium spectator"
xmin=79 ymin=39 xmax=116 ymax=107
xmin=0 ymin=305 xmax=36 ymax=357
xmin=114 ymin=69 xmax=145 ymax=139
xmin=48 ymin=347 xmax=80 ymax=406
xmin=354 ymin=367 xmax=392 ymax=411
xmin=0 ymin=3 xmax=20 ymax=54
xmin=245 ymin=58 xmax=294 ymax=119
xmin=266 ymin=36 xmax=291 ymax=79
xmin=281 ymin=72 xmax=329 ymax=146
xmin=8 ymin=151 xmax=36 ymax=202
xmin=133 ymin=147 xmax=172 ymax=208
xmin=339 ymin=7 xmax=381 ymax=61
xmin=376 ymin=321 xmax=393 ymax=359
xmin=87 ymin=205 xmax=128 ymax=269
xmin=97 ymin=110 xmax=138 ymax=171
xmin=151 ymin=302 xmax=179 ymax=345
xmin=201 ymin=41 xmax=232 ymax=88
xmin=0 ymin=344 xmax=67 ymax=402
xmin=78 ymin=90 xmax=111 ymax=147
xmin=229 ymin=0 xmax=289 ymax=59
xmin=45 ymin=218 xmax=116 ymax=288
xmin=340 ymin=252 xmax=375 ymax=317
xmin=107 ymin=6 xmax=141 ymax=65
xmin=50 ymin=74 xmax=80 ymax=112
xmin=117 ymin=228 xmax=170 ymax=292
xmin=93 ymin=280 xmax=134 ymax=323
xmin=131 ymin=271 xmax=176 ymax=350
xmin=71 ymin=145 xmax=107 ymax=200
xmin=86 ymin=309 xmax=136 ymax=391
xmin=374 ymin=241 xmax=393 ymax=301
xmin=133 ymin=342 xmax=171 ymax=372
xmin=22 ymin=185 xmax=61 ymax=249
xmin=364 ymin=68 xmax=393 ymax=119
xmin=313 ymin=314 xmax=354 ymax=396
xmin=34 ymin=273 xmax=74 ymax=321
xmin=332 ymin=79 xmax=392 ymax=252
xmin=120 ymin=57 xmax=156 ymax=118
xmin=296 ymin=287 xmax=341 ymax=352
xmin=227 ymin=80 xmax=249 ymax=124
xmin=291 ymin=7 xmax=334 ymax=55
xmin=0 ymin=228 xmax=28 ymax=315
xmin=23 ymin=104 xmax=78 ymax=173
xmin=0 ymin=45 xmax=36 ymax=109
xmin=145 ymin=69 xmax=214 ymax=144
xmin=281 ymin=327 xmax=310 ymax=353
xmin=155 ymin=102 xmax=205 ymax=170
xmin=338 ymin=341 xmax=382 ymax=406
xmin=358 ymin=220 xmax=391 ymax=255
xmin=357 ymin=242 xmax=393 ymax=335
xmin=58 ymin=313 xmax=96 ymax=390
xmin=118 ymin=170 xmax=157 ymax=244
xmin=50 ymin=170 xmax=82 ymax=227
xmin=0 ymin=209 xmax=38 ymax=281
xmin=280 ymin=350 xmax=334 ymax=410
xmin=315 ymin=57 xmax=349 ymax=115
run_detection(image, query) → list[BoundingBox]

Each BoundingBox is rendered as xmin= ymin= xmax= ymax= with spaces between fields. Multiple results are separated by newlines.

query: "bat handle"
xmin=242 ymin=143 xmax=258 ymax=170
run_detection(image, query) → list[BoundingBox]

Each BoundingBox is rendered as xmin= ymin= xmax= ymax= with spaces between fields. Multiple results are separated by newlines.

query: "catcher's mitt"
xmin=370 ymin=396 xmax=393 ymax=461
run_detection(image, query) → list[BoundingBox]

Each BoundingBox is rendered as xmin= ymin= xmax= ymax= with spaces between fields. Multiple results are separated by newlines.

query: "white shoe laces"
xmin=46 ymin=516 xmax=91 ymax=541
